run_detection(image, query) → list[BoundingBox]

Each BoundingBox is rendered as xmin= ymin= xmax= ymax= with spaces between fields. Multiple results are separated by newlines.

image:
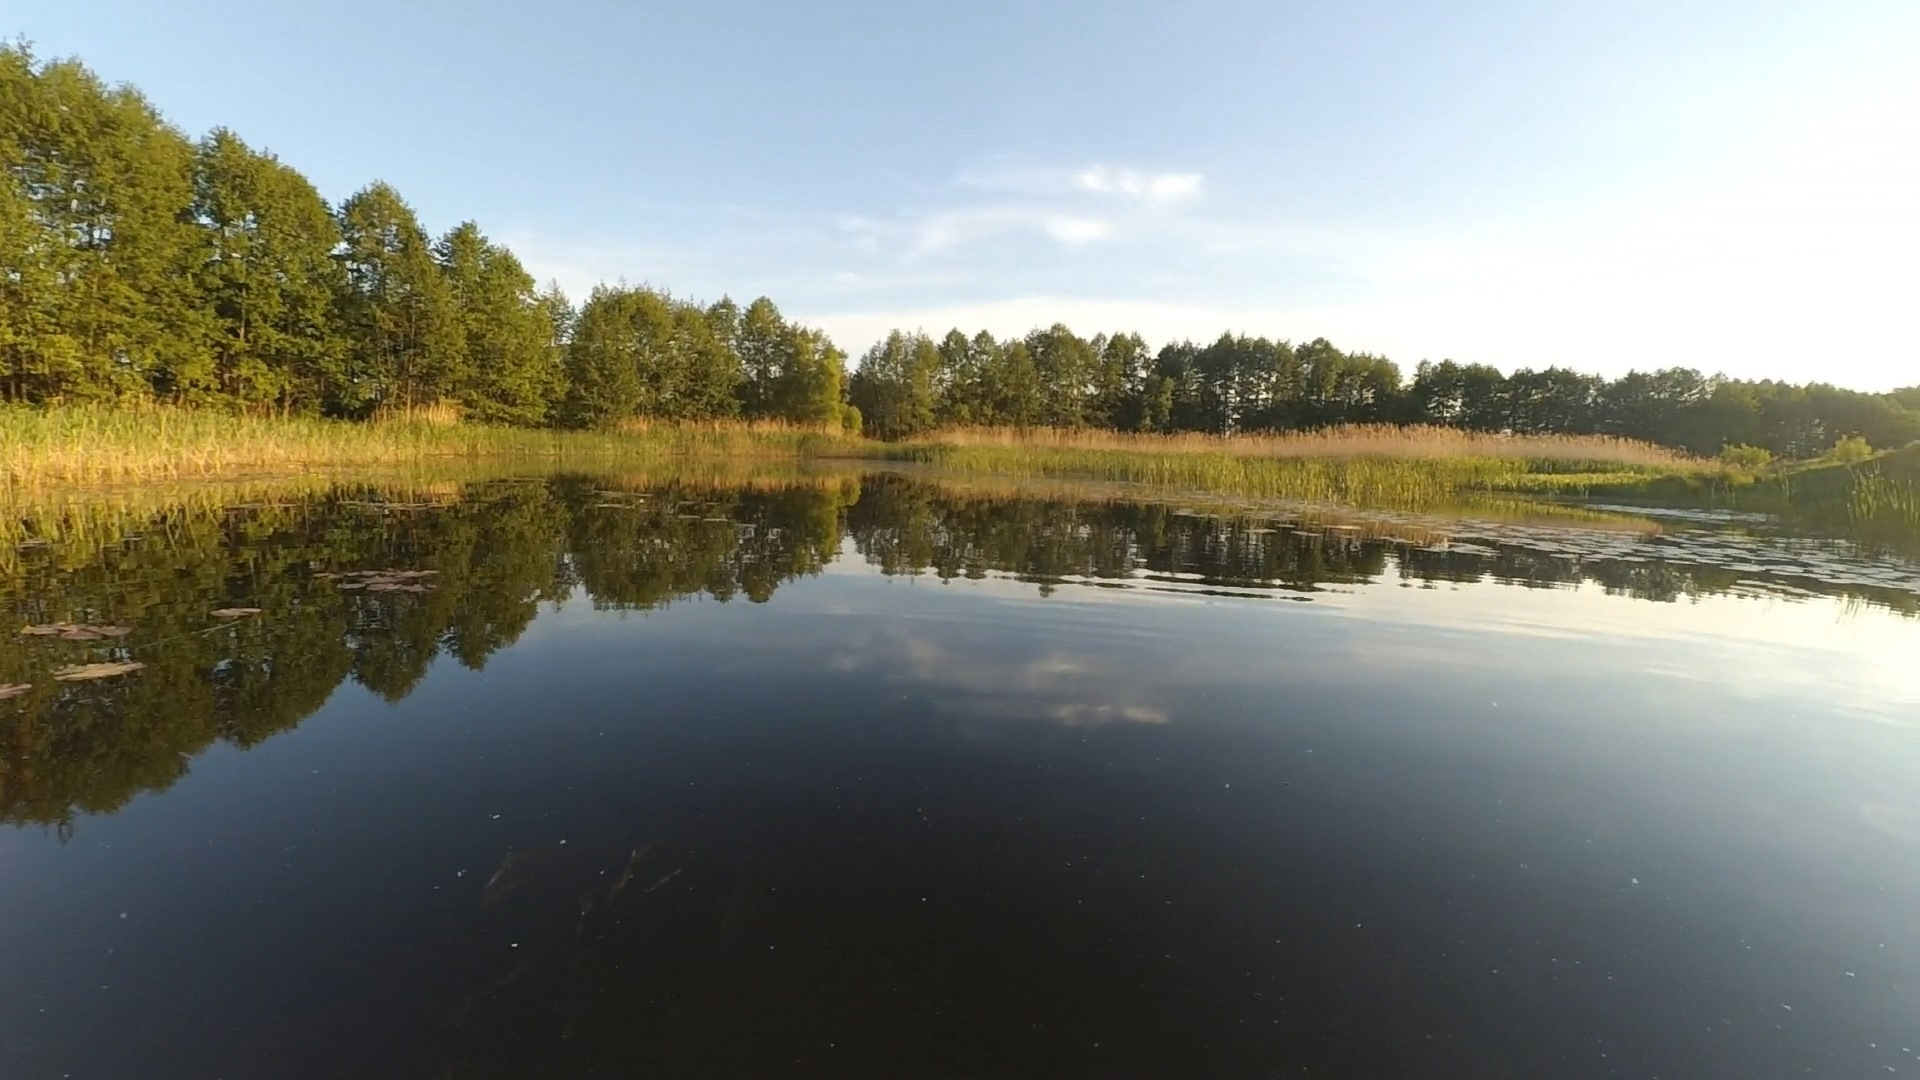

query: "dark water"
xmin=3 ymin=474 xmax=1917 ymax=1078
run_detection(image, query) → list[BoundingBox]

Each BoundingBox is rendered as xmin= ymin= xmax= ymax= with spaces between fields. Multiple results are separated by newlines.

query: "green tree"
xmin=435 ymin=222 xmax=561 ymax=426
xmin=563 ymin=285 xmax=740 ymax=427
xmin=564 ymin=285 xmax=646 ymax=426
xmin=192 ymin=128 xmax=347 ymax=411
xmin=849 ymin=331 xmax=940 ymax=439
xmin=336 ymin=182 xmax=465 ymax=413
xmin=734 ymin=296 xmax=786 ymax=418
xmin=0 ymin=45 xmax=209 ymax=402
xmin=1025 ymin=323 xmax=1100 ymax=427
xmin=772 ymin=323 xmax=850 ymax=427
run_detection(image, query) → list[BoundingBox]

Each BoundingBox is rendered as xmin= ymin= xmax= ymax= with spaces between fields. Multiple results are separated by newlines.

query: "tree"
xmin=733 ymin=297 xmax=785 ymax=418
xmin=435 ymin=221 xmax=561 ymax=426
xmin=336 ymin=183 xmax=465 ymax=413
xmin=849 ymin=331 xmax=939 ymax=439
xmin=0 ymin=45 xmax=209 ymax=402
xmin=564 ymin=285 xmax=645 ymax=426
xmin=1025 ymin=323 xmax=1100 ymax=427
xmin=563 ymin=285 xmax=740 ymax=427
xmin=1093 ymin=332 xmax=1150 ymax=429
xmin=771 ymin=324 xmax=850 ymax=428
xmin=193 ymin=128 xmax=347 ymax=411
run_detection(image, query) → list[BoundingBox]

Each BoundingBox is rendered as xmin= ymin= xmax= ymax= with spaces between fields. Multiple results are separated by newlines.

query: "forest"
xmin=4 ymin=43 xmax=1915 ymax=459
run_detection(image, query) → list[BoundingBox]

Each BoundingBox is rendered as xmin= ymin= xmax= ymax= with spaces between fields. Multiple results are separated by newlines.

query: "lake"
xmin=2 ymin=471 xmax=1917 ymax=1078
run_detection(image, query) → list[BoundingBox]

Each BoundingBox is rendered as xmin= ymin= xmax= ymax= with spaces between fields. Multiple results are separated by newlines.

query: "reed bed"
xmin=906 ymin=425 xmax=1693 ymax=469
xmin=874 ymin=446 xmax=1690 ymax=508
xmin=1851 ymin=472 xmax=1920 ymax=532
xmin=856 ymin=425 xmax=1708 ymax=507
xmin=0 ymin=405 xmax=860 ymax=491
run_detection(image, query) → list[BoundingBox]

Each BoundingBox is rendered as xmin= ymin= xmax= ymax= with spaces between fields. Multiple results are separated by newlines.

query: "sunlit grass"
xmin=851 ymin=428 xmax=1716 ymax=508
xmin=0 ymin=405 xmax=864 ymax=491
xmin=900 ymin=424 xmax=1695 ymax=467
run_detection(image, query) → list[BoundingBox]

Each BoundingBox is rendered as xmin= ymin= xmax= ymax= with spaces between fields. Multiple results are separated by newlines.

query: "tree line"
xmin=4 ymin=44 xmax=1915 ymax=457
xmin=0 ymin=45 xmax=851 ymax=429
xmin=849 ymin=328 xmax=1920 ymax=458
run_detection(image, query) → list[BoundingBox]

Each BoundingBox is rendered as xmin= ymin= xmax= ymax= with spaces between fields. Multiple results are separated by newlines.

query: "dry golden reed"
xmin=906 ymin=424 xmax=1692 ymax=468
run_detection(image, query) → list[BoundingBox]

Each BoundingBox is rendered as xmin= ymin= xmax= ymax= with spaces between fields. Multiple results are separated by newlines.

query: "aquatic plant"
xmin=0 ymin=405 xmax=863 ymax=491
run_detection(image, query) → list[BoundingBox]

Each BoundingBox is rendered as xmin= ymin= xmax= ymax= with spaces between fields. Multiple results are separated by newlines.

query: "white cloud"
xmin=955 ymin=163 xmax=1205 ymax=205
xmin=1044 ymin=216 xmax=1113 ymax=244
xmin=1075 ymin=165 xmax=1204 ymax=203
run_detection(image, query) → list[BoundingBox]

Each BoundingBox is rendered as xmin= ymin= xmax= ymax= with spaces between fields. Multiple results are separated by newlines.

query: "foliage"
xmin=1827 ymin=435 xmax=1874 ymax=464
xmin=1719 ymin=444 xmax=1773 ymax=470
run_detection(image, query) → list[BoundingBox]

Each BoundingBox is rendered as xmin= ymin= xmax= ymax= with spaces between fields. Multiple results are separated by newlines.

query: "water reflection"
xmin=4 ymin=472 xmax=1918 ymax=835
xmin=3 ymin=471 xmax=1919 ymax=1078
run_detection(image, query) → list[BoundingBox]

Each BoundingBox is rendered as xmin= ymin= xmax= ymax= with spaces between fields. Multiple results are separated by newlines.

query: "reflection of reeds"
xmin=0 ymin=461 xmax=872 ymax=572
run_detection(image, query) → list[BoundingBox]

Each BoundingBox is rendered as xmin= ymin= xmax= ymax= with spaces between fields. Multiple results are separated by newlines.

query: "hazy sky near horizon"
xmin=13 ymin=1 xmax=1919 ymax=388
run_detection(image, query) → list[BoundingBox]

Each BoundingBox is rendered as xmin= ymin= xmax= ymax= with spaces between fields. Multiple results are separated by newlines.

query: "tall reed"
xmin=0 ymin=405 xmax=861 ymax=492
xmin=903 ymin=424 xmax=1693 ymax=468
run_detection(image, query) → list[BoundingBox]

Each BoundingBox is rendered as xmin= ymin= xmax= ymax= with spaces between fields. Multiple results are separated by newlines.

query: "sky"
xmin=12 ymin=1 xmax=1919 ymax=389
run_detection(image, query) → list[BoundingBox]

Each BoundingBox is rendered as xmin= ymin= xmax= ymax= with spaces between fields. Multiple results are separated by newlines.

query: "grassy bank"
xmin=861 ymin=425 xmax=1714 ymax=508
xmin=0 ymin=405 xmax=860 ymax=491
xmin=14 ymin=407 xmax=1910 ymax=540
xmin=1780 ymin=444 xmax=1920 ymax=540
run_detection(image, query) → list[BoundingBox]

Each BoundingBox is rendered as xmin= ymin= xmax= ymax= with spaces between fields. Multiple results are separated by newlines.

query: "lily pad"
xmin=330 ymin=568 xmax=439 ymax=594
xmin=52 ymin=661 xmax=145 ymax=682
xmin=366 ymin=581 xmax=434 ymax=593
xmin=211 ymin=608 xmax=263 ymax=619
xmin=0 ymin=683 xmax=30 ymax=700
xmin=21 ymin=623 xmax=133 ymax=642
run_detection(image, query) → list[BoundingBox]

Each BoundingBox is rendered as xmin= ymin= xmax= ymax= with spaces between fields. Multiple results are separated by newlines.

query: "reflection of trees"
xmin=0 ymin=478 xmax=853 ymax=832
xmin=566 ymin=480 xmax=853 ymax=610
xmin=845 ymin=474 xmax=1392 ymax=592
xmin=3 ymin=472 xmax=1912 ymax=831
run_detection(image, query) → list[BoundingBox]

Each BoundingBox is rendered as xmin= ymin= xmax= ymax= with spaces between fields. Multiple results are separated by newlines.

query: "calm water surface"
xmin=1 ymin=474 xmax=1916 ymax=1078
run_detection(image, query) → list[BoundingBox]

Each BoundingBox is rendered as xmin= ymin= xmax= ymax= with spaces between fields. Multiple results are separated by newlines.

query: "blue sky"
xmin=14 ymin=1 xmax=1919 ymax=388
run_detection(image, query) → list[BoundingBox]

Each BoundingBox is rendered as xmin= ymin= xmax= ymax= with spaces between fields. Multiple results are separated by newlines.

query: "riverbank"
xmin=0 ymin=405 xmax=859 ymax=491
xmin=861 ymin=425 xmax=1719 ymax=507
xmin=11 ymin=406 xmax=1909 ymax=537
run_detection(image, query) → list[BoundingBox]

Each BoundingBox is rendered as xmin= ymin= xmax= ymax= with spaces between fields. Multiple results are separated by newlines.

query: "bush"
xmin=1719 ymin=444 xmax=1773 ymax=470
xmin=1829 ymin=435 xmax=1874 ymax=464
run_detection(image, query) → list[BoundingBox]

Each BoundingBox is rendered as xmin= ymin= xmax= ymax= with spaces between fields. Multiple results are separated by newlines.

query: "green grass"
xmin=862 ymin=442 xmax=1699 ymax=509
xmin=1568 ymin=442 xmax=1920 ymax=550
xmin=13 ymin=406 xmax=1912 ymax=546
xmin=0 ymin=405 xmax=864 ymax=491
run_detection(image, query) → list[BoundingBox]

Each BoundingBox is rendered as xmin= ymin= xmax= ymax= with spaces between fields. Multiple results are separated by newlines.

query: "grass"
xmin=858 ymin=425 xmax=1711 ymax=508
xmin=1782 ymin=443 xmax=1920 ymax=546
xmin=14 ymin=406 xmax=1908 ymax=541
xmin=0 ymin=404 xmax=862 ymax=492
xmin=897 ymin=424 xmax=1694 ymax=467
